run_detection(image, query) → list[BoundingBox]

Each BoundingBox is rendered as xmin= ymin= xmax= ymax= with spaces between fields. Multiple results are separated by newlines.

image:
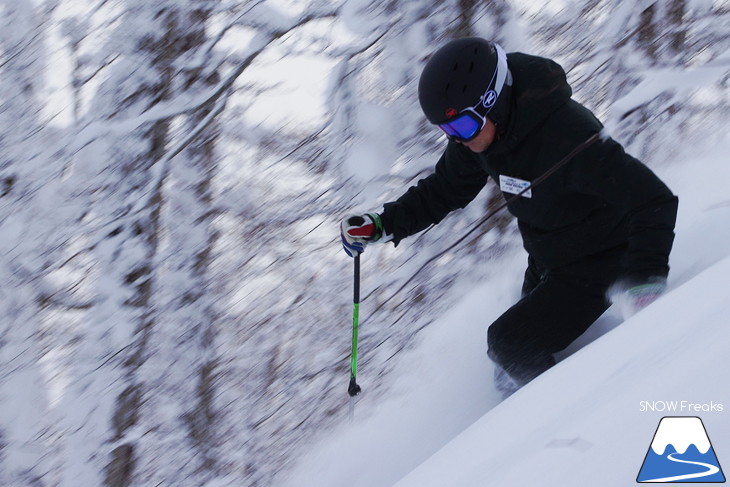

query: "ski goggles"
xmin=438 ymin=107 xmax=489 ymax=142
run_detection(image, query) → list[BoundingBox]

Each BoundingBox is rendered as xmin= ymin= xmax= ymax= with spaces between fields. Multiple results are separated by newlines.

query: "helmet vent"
xmin=469 ymin=61 xmax=474 ymax=72
xmin=453 ymin=63 xmax=458 ymax=71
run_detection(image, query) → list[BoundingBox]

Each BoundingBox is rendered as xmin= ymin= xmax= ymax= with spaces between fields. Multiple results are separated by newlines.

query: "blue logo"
xmin=637 ymin=417 xmax=725 ymax=483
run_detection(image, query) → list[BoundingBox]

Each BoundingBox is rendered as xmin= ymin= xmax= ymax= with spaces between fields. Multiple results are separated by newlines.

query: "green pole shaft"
xmin=350 ymin=301 xmax=360 ymax=378
xmin=348 ymin=255 xmax=362 ymax=396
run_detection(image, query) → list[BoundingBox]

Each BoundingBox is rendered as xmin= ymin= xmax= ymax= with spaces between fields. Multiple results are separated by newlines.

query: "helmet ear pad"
xmin=418 ymin=38 xmax=501 ymax=125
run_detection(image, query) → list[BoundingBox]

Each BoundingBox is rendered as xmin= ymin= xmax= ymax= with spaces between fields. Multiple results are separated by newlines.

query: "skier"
xmin=339 ymin=38 xmax=678 ymax=397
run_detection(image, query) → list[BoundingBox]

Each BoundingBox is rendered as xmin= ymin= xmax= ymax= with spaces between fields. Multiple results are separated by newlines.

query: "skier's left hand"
xmin=626 ymin=281 xmax=666 ymax=310
xmin=611 ymin=278 xmax=666 ymax=319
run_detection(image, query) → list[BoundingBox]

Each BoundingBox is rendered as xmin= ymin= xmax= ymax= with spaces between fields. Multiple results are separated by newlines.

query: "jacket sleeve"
xmin=381 ymin=143 xmax=489 ymax=245
xmin=569 ymin=137 xmax=679 ymax=282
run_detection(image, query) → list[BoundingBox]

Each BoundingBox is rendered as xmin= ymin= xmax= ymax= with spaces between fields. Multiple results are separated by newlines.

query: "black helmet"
xmin=418 ymin=38 xmax=511 ymax=126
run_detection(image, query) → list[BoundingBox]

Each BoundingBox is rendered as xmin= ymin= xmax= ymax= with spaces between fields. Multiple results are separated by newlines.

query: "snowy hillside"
xmin=395 ymin=256 xmax=730 ymax=487
xmin=396 ymin=259 xmax=730 ymax=487
xmin=277 ymin=136 xmax=730 ymax=486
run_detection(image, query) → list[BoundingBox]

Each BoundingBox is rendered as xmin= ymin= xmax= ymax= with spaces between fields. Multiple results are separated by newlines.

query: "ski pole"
xmin=348 ymin=254 xmax=362 ymax=397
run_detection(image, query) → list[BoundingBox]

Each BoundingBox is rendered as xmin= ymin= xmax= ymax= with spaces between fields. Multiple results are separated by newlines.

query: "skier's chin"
xmin=466 ymin=143 xmax=488 ymax=153
xmin=462 ymin=120 xmax=496 ymax=153
xmin=465 ymin=139 xmax=491 ymax=153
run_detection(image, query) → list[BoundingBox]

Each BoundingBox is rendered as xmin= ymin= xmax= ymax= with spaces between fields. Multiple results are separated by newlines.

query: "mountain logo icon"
xmin=637 ymin=416 xmax=725 ymax=483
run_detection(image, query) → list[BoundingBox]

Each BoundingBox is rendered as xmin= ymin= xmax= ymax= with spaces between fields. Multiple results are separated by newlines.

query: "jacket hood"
xmin=489 ymin=53 xmax=572 ymax=153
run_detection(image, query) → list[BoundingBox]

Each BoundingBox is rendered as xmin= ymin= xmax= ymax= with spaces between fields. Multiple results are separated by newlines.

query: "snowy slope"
xmin=394 ymin=256 xmax=730 ymax=487
xmin=275 ymin=136 xmax=730 ymax=487
xmin=275 ymin=251 xmax=526 ymax=487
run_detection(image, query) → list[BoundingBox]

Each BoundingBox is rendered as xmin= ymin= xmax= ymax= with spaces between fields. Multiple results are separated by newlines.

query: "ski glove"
xmin=340 ymin=213 xmax=391 ymax=257
xmin=627 ymin=281 xmax=666 ymax=309
xmin=611 ymin=278 xmax=667 ymax=319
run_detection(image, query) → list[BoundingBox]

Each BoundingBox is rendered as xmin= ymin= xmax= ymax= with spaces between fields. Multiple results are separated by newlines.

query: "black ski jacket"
xmin=380 ymin=53 xmax=678 ymax=282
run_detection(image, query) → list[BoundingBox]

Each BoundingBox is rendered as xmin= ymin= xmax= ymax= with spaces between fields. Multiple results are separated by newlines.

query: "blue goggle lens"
xmin=438 ymin=113 xmax=482 ymax=141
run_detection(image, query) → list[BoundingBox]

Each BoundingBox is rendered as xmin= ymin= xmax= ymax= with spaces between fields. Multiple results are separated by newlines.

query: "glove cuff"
xmin=627 ymin=282 xmax=667 ymax=297
xmin=366 ymin=213 xmax=393 ymax=243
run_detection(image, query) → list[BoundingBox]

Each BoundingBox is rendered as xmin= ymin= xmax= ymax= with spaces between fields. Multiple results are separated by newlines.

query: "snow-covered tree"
xmin=0 ymin=2 xmax=60 ymax=485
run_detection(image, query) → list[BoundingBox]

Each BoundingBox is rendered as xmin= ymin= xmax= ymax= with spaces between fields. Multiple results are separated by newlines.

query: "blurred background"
xmin=0 ymin=0 xmax=728 ymax=486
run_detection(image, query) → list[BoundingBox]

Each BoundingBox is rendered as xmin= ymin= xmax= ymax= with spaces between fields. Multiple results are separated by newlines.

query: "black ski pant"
xmin=487 ymin=244 xmax=626 ymax=386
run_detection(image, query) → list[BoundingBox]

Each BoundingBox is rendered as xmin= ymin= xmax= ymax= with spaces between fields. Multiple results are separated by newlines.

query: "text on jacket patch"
xmin=499 ymin=175 xmax=532 ymax=198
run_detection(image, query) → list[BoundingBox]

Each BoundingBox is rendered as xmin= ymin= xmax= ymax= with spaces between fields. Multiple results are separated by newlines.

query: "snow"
xmin=345 ymin=102 xmax=399 ymax=185
xmin=515 ymin=0 xmax=573 ymax=17
xmin=277 ymin=254 xmax=522 ymax=487
xmin=393 ymin=256 xmax=730 ymax=487
xmin=241 ymin=50 xmax=337 ymax=131
xmin=609 ymin=60 xmax=730 ymax=121
xmin=275 ymin=132 xmax=730 ymax=487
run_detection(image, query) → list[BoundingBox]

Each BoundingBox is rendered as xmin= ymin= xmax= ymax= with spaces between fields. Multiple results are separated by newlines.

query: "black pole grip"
xmin=353 ymin=254 xmax=360 ymax=304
